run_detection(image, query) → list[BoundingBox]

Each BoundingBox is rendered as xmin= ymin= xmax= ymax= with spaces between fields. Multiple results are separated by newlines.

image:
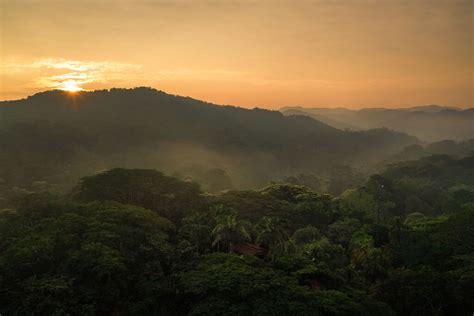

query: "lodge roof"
xmin=231 ymin=243 xmax=268 ymax=257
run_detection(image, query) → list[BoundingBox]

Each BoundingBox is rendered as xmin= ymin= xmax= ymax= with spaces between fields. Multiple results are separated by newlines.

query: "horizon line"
xmin=0 ymin=87 xmax=471 ymax=111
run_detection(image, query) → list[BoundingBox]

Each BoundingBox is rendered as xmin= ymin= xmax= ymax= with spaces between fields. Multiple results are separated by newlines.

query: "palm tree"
xmin=179 ymin=211 xmax=212 ymax=253
xmin=256 ymin=216 xmax=288 ymax=257
xmin=212 ymin=213 xmax=250 ymax=253
xmin=351 ymin=245 xmax=389 ymax=282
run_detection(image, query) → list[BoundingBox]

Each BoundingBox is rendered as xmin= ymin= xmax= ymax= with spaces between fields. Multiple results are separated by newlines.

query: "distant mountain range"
xmin=0 ymin=88 xmax=418 ymax=191
xmin=280 ymin=105 xmax=474 ymax=142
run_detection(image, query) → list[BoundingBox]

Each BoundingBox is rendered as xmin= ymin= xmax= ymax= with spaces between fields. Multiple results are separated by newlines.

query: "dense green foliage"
xmin=73 ymin=168 xmax=204 ymax=223
xmin=0 ymin=200 xmax=175 ymax=314
xmin=1 ymin=154 xmax=473 ymax=315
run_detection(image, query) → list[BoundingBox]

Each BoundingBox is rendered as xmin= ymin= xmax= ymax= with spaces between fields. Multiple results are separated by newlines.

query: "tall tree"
xmin=179 ymin=211 xmax=212 ymax=253
xmin=73 ymin=168 xmax=205 ymax=223
xmin=256 ymin=216 xmax=288 ymax=256
xmin=212 ymin=211 xmax=250 ymax=253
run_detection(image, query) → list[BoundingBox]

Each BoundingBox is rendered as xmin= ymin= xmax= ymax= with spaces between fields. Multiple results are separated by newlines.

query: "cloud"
xmin=1 ymin=58 xmax=250 ymax=91
xmin=1 ymin=58 xmax=141 ymax=90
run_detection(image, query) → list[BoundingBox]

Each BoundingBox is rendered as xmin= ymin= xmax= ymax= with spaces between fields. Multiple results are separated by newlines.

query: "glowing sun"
xmin=60 ymin=80 xmax=83 ymax=92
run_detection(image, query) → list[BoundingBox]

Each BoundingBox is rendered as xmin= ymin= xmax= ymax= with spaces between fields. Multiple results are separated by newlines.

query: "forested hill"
xmin=0 ymin=88 xmax=417 ymax=191
xmin=281 ymin=105 xmax=474 ymax=141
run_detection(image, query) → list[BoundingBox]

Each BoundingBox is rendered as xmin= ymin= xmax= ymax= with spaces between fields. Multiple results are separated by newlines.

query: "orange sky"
xmin=1 ymin=0 xmax=472 ymax=109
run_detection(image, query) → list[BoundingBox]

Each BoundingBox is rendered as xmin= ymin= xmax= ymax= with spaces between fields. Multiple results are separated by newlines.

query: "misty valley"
xmin=0 ymin=88 xmax=473 ymax=315
xmin=2 ymin=0 xmax=473 ymax=313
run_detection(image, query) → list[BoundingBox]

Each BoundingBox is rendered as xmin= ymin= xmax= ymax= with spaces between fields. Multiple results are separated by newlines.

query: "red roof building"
xmin=231 ymin=243 xmax=268 ymax=257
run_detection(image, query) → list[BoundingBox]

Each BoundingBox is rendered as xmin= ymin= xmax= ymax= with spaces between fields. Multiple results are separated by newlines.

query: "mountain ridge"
xmin=0 ymin=87 xmax=418 ymax=191
xmin=281 ymin=105 xmax=473 ymax=141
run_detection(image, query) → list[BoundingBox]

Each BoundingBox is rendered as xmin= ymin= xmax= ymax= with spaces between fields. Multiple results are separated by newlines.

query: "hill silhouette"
xmin=281 ymin=105 xmax=474 ymax=141
xmin=0 ymin=87 xmax=418 ymax=192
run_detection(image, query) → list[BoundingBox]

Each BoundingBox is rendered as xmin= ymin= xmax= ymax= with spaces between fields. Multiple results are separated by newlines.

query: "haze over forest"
xmin=281 ymin=105 xmax=474 ymax=142
xmin=0 ymin=0 xmax=473 ymax=315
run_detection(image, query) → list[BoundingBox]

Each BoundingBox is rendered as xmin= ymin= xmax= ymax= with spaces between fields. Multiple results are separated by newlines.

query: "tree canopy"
xmin=0 ymin=155 xmax=473 ymax=315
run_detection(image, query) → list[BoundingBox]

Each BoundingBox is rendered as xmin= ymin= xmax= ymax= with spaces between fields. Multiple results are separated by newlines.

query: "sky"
xmin=0 ymin=0 xmax=472 ymax=109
